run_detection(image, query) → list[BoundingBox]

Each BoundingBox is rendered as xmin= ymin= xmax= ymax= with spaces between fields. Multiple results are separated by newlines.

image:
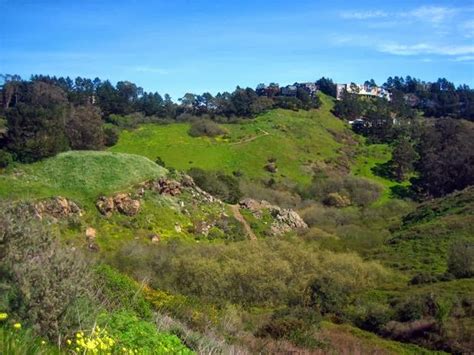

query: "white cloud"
xmin=340 ymin=10 xmax=388 ymax=20
xmin=377 ymin=43 xmax=474 ymax=56
xmin=453 ymin=55 xmax=474 ymax=62
xmin=378 ymin=43 xmax=474 ymax=56
xmin=403 ymin=6 xmax=457 ymax=24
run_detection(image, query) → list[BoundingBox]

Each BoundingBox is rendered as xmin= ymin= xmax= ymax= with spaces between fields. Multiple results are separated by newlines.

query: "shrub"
xmin=0 ymin=202 xmax=94 ymax=340
xmin=447 ymin=239 xmax=474 ymax=278
xmin=95 ymin=264 xmax=152 ymax=319
xmin=103 ymin=124 xmax=119 ymax=146
xmin=106 ymin=113 xmax=142 ymax=129
xmin=188 ymin=168 xmax=242 ymax=204
xmin=188 ymin=119 xmax=227 ymax=137
xmin=323 ymin=192 xmax=351 ymax=208
xmin=113 ymin=238 xmax=389 ymax=308
xmin=99 ymin=311 xmax=192 ymax=353
xmin=155 ymin=156 xmax=166 ymax=167
xmin=0 ymin=150 xmax=13 ymax=168
xmin=307 ymin=276 xmax=349 ymax=314
xmin=307 ymin=176 xmax=382 ymax=207
xmin=353 ymin=303 xmax=393 ymax=333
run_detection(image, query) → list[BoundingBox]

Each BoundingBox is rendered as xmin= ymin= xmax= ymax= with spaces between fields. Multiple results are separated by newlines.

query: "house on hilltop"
xmin=336 ymin=83 xmax=391 ymax=101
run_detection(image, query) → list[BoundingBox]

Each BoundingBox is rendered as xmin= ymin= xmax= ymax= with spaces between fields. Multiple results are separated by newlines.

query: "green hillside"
xmin=0 ymin=151 xmax=167 ymax=203
xmin=380 ymin=186 xmax=474 ymax=275
xmin=110 ymin=94 xmax=352 ymax=185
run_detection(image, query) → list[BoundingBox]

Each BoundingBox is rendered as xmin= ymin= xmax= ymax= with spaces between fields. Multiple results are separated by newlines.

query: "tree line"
xmin=1 ymin=73 xmax=473 ymax=199
xmin=333 ymin=76 xmax=474 ymax=199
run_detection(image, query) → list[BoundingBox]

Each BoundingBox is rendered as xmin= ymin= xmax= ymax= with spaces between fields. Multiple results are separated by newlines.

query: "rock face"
xmin=96 ymin=193 xmax=141 ymax=216
xmin=239 ymin=198 xmax=308 ymax=236
xmin=141 ymin=178 xmax=182 ymax=196
xmin=34 ymin=197 xmax=82 ymax=220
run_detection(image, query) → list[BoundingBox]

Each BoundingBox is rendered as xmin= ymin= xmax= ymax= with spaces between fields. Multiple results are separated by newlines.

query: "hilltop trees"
xmin=412 ymin=119 xmax=474 ymax=198
xmin=4 ymin=81 xmax=69 ymax=162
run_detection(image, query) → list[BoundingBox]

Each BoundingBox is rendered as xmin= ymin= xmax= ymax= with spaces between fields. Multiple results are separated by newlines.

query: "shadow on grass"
xmin=390 ymin=184 xmax=415 ymax=199
xmin=371 ymin=161 xmax=397 ymax=180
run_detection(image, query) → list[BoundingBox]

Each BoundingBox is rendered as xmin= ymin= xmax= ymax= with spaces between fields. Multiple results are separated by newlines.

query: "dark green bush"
xmin=155 ymin=156 xmax=166 ymax=167
xmin=103 ymin=124 xmax=120 ymax=146
xmin=0 ymin=149 xmax=13 ymax=168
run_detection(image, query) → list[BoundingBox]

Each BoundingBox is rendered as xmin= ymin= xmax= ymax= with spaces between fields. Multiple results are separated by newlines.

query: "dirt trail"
xmin=229 ymin=129 xmax=269 ymax=145
xmin=230 ymin=204 xmax=257 ymax=241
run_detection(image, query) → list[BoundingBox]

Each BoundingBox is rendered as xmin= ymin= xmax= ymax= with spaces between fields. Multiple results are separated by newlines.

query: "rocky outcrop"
xmin=141 ymin=177 xmax=182 ymax=196
xmin=96 ymin=193 xmax=141 ymax=217
xmin=113 ymin=193 xmax=141 ymax=216
xmin=239 ymin=198 xmax=308 ymax=236
xmin=34 ymin=197 xmax=82 ymax=220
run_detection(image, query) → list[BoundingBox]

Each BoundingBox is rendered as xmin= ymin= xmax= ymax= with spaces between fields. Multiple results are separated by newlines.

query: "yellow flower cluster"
xmin=0 ymin=312 xmax=8 ymax=321
xmin=68 ymin=326 xmax=116 ymax=354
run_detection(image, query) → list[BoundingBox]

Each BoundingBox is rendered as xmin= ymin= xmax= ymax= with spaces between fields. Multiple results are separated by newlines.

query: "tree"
xmin=5 ymin=81 xmax=69 ymax=162
xmin=316 ymin=77 xmax=336 ymax=97
xmin=413 ymin=119 xmax=474 ymax=197
xmin=333 ymin=90 xmax=362 ymax=120
xmin=66 ymin=104 xmax=104 ymax=150
xmin=391 ymin=136 xmax=418 ymax=181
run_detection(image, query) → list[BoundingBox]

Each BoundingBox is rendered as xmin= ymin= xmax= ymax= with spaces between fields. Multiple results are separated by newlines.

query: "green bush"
xmin=188 ymin=119 xmax=227 ymax=137
xmin=0 ymin=202 xmax=95 ymax=340
xmin=103 ymin=124 xmax=120 ymax=146
xmin=113 ymin=238 xmax=388 ymax=308
xmin=95 ymin=264 xmax=152 ymax=319
xmin=107 ymin=113 xmax=143 ymax=129
xmin=0 ymin=150 xmax=13 ymax=168
xmin=99 ymin=311 xmax=192 ymax=354
xmin=447 ymin=239 xmax=474 ymax=278
xmin=188 ymin=168 xmax=242 ymax=204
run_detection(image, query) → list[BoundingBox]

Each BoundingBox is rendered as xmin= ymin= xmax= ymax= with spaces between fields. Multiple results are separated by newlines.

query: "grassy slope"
xmin=0 ymin=151 xmax=167 ymax=204
xmin=110 ymin=94 xmax=348 ymax=186
xmin=379 ymin=186 xmax=474 ymax=275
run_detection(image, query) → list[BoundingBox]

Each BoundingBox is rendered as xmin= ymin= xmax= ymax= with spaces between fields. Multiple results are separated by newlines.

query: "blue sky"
xmin=1 ymin=0 xmax=473 ymax=99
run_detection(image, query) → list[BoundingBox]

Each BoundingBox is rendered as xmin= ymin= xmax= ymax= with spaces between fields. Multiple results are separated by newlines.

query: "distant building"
xmin=280 ymin=85 xmax=298 ymax=97
xmin=296 ymin=82 xmax=318 ymax=96
xmin=336 ymin=83 xmax=391 ymax=101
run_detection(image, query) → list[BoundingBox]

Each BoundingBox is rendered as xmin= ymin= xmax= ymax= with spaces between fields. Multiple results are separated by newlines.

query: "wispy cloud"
xmin=378 ymin=43 xmax=474 ymax=56
xmin=402 ymin=6 xmax=457 ymax=24
xmin=133 ymin=66 xmax=169 ymax=74
xmin=340 ymin=10 xmax=388 ymax=20
xmin=453 ymin=55 xmax=474 ymax=62
xmin=340 ymin=5 xmax=459 ymax=25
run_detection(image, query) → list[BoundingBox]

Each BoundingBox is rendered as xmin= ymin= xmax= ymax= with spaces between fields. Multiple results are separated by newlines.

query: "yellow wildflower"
xmin=13 ymin=322 xmax=21 ymax=330
xmin=67 ymin=339 xmax=72 ymax=345
xmin=0 ymin=313 xmax=8 ymax=321
xmin=41 ymin=340 xmax=46 ymax=345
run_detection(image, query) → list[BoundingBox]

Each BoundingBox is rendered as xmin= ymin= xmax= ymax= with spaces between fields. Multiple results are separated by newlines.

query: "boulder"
xmin=114 ymin=193 xmax=140 ymax=216
xmin=96 ymin=196 xmax=115 ymax=216
xmin=239 ymin=198 xmax=308 ymax=236
xmin=96 ymin=193 xmax=140 ymax=216
xmin=85 ymin=227 xmax=97 ymax=240
xmin=34 ymin=196 xmax=82 ymax=220
xmin=142 ymin=178 xmax=182 ymax=196
xmin=264 ymin=162 xmax=278 ymax=173
xmin=149 ymin=233 xmax=161 ymax=243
